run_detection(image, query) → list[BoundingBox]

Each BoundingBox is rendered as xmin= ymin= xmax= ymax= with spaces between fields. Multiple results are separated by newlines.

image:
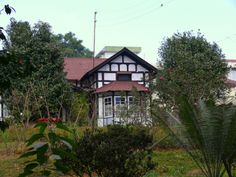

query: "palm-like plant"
xmin=153 ymin=97 xmax=236 ymax=177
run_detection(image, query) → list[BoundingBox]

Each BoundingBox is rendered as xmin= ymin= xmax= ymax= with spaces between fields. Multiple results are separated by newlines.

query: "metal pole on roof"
xmin=93 ymin=11 xmax=97 ymax=68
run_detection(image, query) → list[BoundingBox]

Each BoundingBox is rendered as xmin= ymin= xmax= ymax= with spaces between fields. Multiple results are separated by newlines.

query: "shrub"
xmin=56 ymin=125 xmax=155 ymax=177
xmin=19 ymin=123 xmax=156 ymax=177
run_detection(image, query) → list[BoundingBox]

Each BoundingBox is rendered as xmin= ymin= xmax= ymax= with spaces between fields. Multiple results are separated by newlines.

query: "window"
xmin=128 ymin=96 xmax=134 ymax=106
xmin=117 ymin=74 xmax=131 ymax=81
xmin=104 ymin=97 xmax=112 ymax=117
xmin=115 ymin=96 xmax=126 ymax=117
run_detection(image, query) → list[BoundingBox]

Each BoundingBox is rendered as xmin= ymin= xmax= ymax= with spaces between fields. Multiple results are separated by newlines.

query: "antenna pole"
xmin=93 ymin=11 xmax=97 ymax=68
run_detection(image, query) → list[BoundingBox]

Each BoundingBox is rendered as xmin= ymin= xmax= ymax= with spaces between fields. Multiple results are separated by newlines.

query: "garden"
xmin=0 ymin=123 xmax=202 ymax=177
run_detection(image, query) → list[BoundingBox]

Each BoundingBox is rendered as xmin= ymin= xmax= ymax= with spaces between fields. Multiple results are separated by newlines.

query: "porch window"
xmin=104 ymin=97 xmax=112 ymax=117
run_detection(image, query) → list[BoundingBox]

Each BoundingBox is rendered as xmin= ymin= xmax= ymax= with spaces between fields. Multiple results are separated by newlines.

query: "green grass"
xmin=153 ymin=149 xmax=203 ymax=177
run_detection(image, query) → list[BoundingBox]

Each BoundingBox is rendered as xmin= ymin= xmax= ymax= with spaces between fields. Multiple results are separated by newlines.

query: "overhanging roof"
xmin=64 ymin=57 xmax=106 ymax=80
xmin=95 ymin=81 xmax=149 ymax=93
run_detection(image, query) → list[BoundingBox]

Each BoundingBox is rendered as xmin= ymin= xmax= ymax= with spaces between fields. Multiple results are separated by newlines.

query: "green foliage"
xmin=55 ymin=32 xmax=93 ymax=57
xmin=57 ymin=125 xmax=155 ymax=177
xmin=154 ymin=31 xmax=228 ymax=108
xmin=1 ymin=19 xmax=71 ymax=120
xmin=70 ymin=91 xmax=90 ymax=125
xmin=0 ymin=121 xmax=9 ymax=132
xmin=113 ymin=89 xmax=151 ymax=125
xmin=153 ymin=96 xmax=236 ymax=177
xmin=19 ymin=122 xmax=76 ymax=177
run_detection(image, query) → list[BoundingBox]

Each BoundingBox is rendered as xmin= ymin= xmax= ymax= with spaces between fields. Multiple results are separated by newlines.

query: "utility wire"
xmin=98 ymin=0 xmax=176 ymax=28
xmin=99 ymin=0 xmax=164 ymax=22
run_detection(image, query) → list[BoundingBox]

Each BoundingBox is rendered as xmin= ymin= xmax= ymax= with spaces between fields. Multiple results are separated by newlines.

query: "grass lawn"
xmin=152 ymin=149 xmax=203 ymax=177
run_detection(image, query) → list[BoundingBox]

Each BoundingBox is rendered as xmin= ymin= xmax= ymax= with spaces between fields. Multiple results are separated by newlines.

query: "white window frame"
xmin=104 ymin=96 xmax=112 ymax=118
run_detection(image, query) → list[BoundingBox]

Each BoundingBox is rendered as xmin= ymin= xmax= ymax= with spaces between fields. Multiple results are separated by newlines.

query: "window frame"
xmin=117 ymin=73 xmax=131 ymax=81
xmin=104 ymin=96 xmax=113 ymax=118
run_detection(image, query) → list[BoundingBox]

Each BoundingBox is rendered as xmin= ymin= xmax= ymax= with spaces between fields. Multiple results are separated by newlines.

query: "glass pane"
xmin=117 ymin=74 xmax=131 ymax=81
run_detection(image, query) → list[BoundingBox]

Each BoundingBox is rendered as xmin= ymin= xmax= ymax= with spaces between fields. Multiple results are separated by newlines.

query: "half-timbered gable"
xmin=80 ymin=48 xmax=156 ymax=90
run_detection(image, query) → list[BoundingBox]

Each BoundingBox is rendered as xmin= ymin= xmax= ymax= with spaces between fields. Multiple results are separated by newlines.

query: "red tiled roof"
xmin=225 ymin=59 xmax=236 ymax=62
xmin=64 ymin=58 xmax=106 ymax=80
xmin=95 ymin=81 xmax=149 ymax=93
xmin=226 ymin=79 xmax=236 ymax=87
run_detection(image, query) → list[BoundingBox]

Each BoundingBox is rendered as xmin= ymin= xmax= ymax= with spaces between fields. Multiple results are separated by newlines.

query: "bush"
xmin=56 ymin=125 xmax=155 ymax=177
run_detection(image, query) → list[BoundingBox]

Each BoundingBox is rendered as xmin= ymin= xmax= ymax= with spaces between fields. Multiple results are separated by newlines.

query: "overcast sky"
xmin=1 ymin=0 xmax=236 ymax=65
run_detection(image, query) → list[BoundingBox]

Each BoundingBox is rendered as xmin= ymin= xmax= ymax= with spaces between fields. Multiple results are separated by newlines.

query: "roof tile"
xmin=64 ymin=58 xmax=106 ymax=80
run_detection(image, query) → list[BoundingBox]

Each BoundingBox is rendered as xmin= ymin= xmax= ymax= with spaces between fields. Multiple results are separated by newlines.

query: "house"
xmin=64 ymin=47 xmax=157 ymax=126
xmin=224 ymin=59 xmax=236 ymax=104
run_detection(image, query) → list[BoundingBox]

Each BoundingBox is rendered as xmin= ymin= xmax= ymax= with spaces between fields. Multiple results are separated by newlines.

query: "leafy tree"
xmin=153 ymin=31 xmax=228 ymax=109
xmin=2 ymin=18 xmax=71 ymax=120
xmin=55 ymin=32 xmax=93 ymax=57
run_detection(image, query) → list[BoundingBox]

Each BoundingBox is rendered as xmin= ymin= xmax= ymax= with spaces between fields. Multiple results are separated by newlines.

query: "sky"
xmin=1 ymin=0 xmax=236 ymax=65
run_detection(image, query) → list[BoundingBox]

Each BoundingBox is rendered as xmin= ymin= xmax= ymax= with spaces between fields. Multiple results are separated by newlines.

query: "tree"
xmin=2 ymin=19 xmax=71 ymax=120
xmin=55 ymin=32 xmax=93 ymax=57
xmin=153 ymin=31 xmax=228 ymax=109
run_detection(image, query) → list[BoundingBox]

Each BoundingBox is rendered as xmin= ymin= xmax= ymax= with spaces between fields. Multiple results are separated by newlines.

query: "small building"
xmin=64 ymin=47 xmax=157 ymax=126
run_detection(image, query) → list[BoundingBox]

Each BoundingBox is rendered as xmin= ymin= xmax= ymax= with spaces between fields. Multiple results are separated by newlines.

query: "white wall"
xmin=132 ymin=73 xmax=143 ymax=81
xmin=137 ymin=65 xmax=148 ymax=72
xmin=98 ymin=97 xmax=104 ymax=127
xmin=228 ymin=69 xmax=236 ymax=80
xmin=111 ymin=56 xmax=122 ymax=63
xmin=104 ymin=73 xmax=116 ymax=80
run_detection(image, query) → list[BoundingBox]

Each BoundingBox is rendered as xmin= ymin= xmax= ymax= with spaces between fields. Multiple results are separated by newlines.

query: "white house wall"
xmin=137 ymin=64 xmax=148 ymax=72
xmin=98 ymin=97 xmax=104 ymax=127
xmin=132 ymin=73 xmax=143 ymax=81
xmin=228 ymin=70 xmax=236 ymax=80
xmin=128 ymin=64 xmax=136 ymax=71
xmin=104 ymin=73 xmax=116 ymax=80
xmin=111 ymin=64 xmax=118 ymax=71
xmin=120 ymin=64 xmax=127 ymax=71
xmin=124 ymin=56 xmax=135 ymax=63
xmin=111 ymin=56 xmax=122 ymax=63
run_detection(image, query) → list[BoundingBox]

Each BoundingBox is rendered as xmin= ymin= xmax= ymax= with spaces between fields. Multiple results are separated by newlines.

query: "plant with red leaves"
xmin=159 ymin=76 xmax=164 ymax=81
xmin=37 ymin=117 xmax=62 ymax=123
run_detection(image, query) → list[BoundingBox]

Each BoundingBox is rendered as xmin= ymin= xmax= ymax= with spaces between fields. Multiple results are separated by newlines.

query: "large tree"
xmin=56 ymin=32 xmax=93 ymax=57
xmin=1 ymin=19 xmax=71 ymax=121
xmin=153 ymin=31 xmax=228 ymax=108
